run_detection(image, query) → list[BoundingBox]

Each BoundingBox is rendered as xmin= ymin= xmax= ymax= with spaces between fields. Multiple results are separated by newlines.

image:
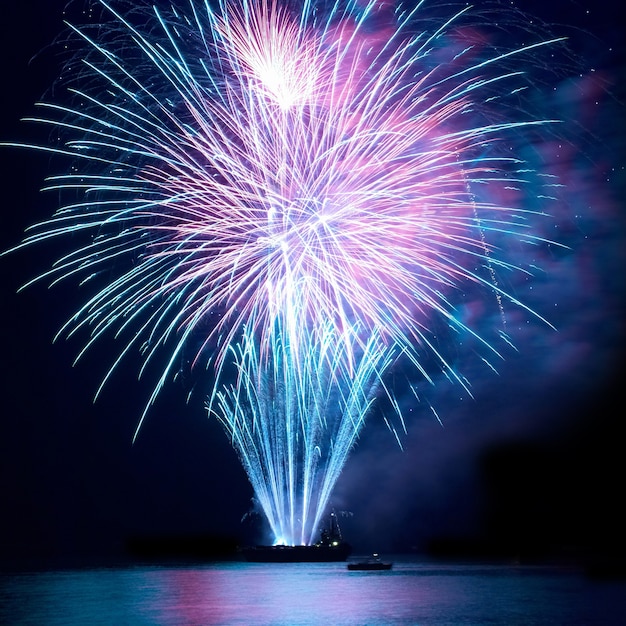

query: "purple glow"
xmin=3 ymin=0 xmax=591 ymax=546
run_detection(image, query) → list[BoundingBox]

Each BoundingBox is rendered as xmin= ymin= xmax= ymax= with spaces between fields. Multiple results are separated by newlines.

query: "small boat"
xmin=347 ymin=553 xmax=393 ymax=571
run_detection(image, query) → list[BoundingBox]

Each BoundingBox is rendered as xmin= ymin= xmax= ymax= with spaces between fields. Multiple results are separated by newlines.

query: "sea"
xmin=1 ymin=556 xmax=624 ymax=625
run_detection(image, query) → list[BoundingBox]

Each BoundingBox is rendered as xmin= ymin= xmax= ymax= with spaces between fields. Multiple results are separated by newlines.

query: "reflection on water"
xmin=1 ymin=558 xmax=624 ymax=625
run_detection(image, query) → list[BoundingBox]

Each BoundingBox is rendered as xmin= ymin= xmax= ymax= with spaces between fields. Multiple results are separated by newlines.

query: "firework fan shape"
xmin=4 ymin=0 xmax=564 ymax=545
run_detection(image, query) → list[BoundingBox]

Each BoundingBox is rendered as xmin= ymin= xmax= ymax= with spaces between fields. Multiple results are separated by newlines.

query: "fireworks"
xmin=4 ymin=0 xmax=564 ymax=545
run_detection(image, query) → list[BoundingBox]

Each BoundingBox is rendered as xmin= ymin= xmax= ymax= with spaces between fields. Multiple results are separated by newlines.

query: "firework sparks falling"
xmin=212 ymin=324 xmax=393 ymax=545
xmin=3 ymin=0 xmax=566 ymax=545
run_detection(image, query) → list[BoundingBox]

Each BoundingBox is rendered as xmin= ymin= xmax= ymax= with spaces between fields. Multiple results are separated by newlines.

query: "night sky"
xmin=1 ymin=1 xmax=624 ymax=570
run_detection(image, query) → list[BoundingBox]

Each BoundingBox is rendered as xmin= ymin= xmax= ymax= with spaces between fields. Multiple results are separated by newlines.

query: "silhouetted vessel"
xmin=241 ymin=512 xmax=352 ymax=563
xmin=347 ymin=553 xmax=393 ymax=570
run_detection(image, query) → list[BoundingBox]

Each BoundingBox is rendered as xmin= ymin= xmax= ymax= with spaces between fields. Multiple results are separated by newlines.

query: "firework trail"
xmin=3 ymin=0 xmax=565 ymax=545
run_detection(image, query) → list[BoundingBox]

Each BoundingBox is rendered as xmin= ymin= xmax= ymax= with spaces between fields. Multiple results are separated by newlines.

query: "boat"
xmin=241 ymin=512 xmax=352 ymax=562
xmin=242 ymin=542 xmax=352 ymax=562
xmin=347 ymin=553 xmax=393 ymax=571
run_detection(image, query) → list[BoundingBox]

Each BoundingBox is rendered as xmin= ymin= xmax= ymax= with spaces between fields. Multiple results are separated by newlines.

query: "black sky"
xmin=0 ymin=0 xmax=624 ymax=569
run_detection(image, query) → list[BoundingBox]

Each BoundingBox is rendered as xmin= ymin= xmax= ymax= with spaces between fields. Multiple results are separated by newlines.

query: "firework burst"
xmin=3 ymin=0 xmax=564 ymax=545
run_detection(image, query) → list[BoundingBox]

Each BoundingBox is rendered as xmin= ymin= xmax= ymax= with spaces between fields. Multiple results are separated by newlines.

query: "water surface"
xmin=1 ymin=557 xmax=624 ymax=625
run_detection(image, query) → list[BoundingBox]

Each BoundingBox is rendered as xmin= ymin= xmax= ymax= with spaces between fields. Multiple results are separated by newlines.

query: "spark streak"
xmin=4 ymin=0 xmax=564 ymax=545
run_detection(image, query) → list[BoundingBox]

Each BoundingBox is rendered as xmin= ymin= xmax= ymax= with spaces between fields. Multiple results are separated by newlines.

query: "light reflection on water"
xmin=1 ymin=558 xmax=624 ymax=625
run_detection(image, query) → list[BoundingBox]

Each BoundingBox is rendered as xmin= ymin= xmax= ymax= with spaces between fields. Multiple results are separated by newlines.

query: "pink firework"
xmin=3 ymin=0 xmax=565 ymax=545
